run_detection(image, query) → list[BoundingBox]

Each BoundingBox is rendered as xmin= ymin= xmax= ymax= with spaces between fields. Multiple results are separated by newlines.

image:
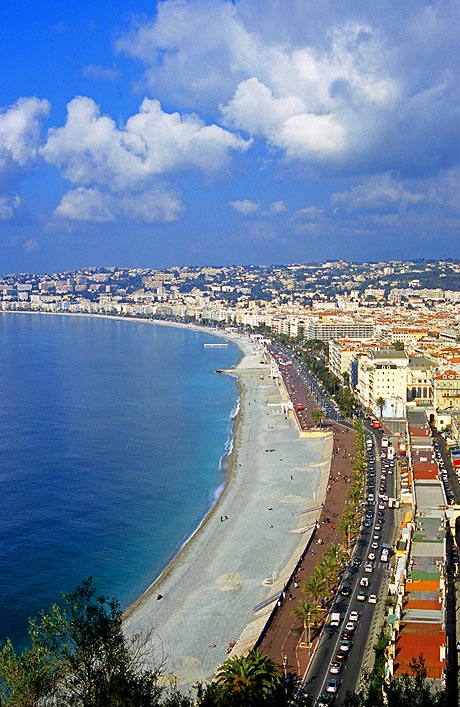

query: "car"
xmin=360 ymin=576 xmax=369 ymax=587
xmin=366 ymin=510 xmax=374 ymax=519
xmin=356 ymin=590 xmax=367 ymax=601
xmin=330 ymin=661 xmax=342 ymax=674
xmin=373 ymin=533 xmax=380 ymax=541
xmin=375 ymin=523 xmax=382 ymax=531
xmin=364 ymin=520 xmax=372 ymax=528
xmin=339 ymin=639 xmax=352 ymax=652
xmin=353 ymin=557 xmax=363 ymax=567
xmin=368 ymin=594 xmax=378 ymax=604
xmin=368 ymin=552 xmax=376 ymax=561
xmin=340 ymin=585 xmax=352 ymax=596
xmin=326 ymin=679 xmax=339 ymax=693
xmin=349 ymin=610 xmax=360 ymax=622
xmin=371 ymin=542 xmax=379 ymax=549
xmin=334 ymin=650 xmax=348 ymax=662
xmin=317 ymin=693 xmax=334 ymax=706
xmin=379 ymin=502 xmax=386 ymax=510
xmin=364 ymin=562 xmax=374 ymax=573
xmin=344 ymin=621 xmax=355 ymax=632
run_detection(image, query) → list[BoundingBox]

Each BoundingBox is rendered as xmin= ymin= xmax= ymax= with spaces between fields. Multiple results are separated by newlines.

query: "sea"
xmin=0 ymin=313 xmax=240 ymax=650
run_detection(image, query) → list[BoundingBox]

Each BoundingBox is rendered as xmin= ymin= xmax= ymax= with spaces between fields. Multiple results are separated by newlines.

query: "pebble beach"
xmin=123 ymin=334 xmax=333 ymax=688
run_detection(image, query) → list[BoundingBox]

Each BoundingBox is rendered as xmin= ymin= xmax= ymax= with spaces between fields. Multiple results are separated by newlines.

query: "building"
xmin=357 ymin=349 xmax=409 ymax=418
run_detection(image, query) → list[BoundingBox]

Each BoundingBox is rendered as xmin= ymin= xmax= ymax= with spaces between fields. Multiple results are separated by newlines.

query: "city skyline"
xmin=1 ymin=1 xmax=459 ymax=274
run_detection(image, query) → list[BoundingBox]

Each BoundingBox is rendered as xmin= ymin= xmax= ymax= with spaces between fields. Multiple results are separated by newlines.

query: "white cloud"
xmin=0 ymin=194 xmax=21 ymax=219
xmin=230 ymin=199 xmax=260 ymax=215
xmin=24 ymin=239 xmax=39 ymax=252
xmin=82 ymin=65 xmax=120 ymax=82
xmin=53 ymin=185 xmax=183 ymax=224
xmin=40 ymin=96 xmax=250 ymax=192
xmin=263 ymin=200 xmax=287 ymax=215
xmin=120 ymin=189 xmax=183 ymax=222
xmin=230 ymin=199 xmax=287 ymax=217
xmin=294 ymin=206 xmax=325 ymax=220
xmin=0 ymin=97 xmax=50 ymax=174
xmin=116 ymin=0 xmax=459 ymax=174
xmin=54 ymin=187 xmax=115 ymax=222
xmin=331 ymin=173 xmax=424 ymax=212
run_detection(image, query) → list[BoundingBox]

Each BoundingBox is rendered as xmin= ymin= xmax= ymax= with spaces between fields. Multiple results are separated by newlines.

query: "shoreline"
xmin=123 ymin=366 xmax=247 ymax=620
xmin=2 ymin=310 xmax=333 ymax=685
xmin=123 ymin=333 xmax=333 ymax=687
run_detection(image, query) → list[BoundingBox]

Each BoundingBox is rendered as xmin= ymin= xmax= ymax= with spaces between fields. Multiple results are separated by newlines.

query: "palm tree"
xmin=302 ymin=574 xmax=328 ymax=608
xmin=311 ymin=409 xmax=325 ymax=428
xmin=213 ymin=648 xmax=285 ymax=707
xmin=376 ymin=396 xmax=386 ymax=420
xmin=291 ymin=599 xmax=321 ymax=648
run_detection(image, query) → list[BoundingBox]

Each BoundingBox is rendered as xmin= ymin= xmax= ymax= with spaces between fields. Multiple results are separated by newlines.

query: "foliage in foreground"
xmin=1 ymin=582 xmax=451 ymax=707
xmin=0 ymin=578 xmax=188 ymax=707
xmin=196 ymin=648 xmax=285 ymax=707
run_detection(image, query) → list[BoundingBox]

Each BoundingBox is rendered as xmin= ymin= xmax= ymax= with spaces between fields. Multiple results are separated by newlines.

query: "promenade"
xmin=258 ymin=420 xmax=355 ymax=683
xmin=256 ymin=343 xmax=356 ymax=685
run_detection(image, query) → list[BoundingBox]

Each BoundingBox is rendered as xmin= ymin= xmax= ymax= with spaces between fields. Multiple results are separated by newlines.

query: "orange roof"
xmin=404 ymin=599 xmax=441 ymax=611
xmin=393 ymin=622 xmax=444 ymax=679
xmin=406 ymin=580 xmax=439 ymax=592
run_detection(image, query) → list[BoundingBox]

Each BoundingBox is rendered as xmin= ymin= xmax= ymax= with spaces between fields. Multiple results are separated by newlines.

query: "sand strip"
xmin=123 ymin=334 xmax=332 ymax=688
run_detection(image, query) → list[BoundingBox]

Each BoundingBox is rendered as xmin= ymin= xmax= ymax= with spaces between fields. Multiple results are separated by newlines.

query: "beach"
xmin=123 ymin=334 xmax=333 ymax=688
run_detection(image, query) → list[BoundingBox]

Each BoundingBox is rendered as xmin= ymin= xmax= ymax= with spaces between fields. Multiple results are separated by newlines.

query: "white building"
xmin=357 ymin=349 xmax=409 ymax=418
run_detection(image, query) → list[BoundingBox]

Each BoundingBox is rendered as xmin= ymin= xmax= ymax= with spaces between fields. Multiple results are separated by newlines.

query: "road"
xmin=299 ymin=425 xmax=397 ymax=704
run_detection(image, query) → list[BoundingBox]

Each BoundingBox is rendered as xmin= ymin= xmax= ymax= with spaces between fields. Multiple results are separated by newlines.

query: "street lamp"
xmin=307 ymin=611 xmax=311 ymax=656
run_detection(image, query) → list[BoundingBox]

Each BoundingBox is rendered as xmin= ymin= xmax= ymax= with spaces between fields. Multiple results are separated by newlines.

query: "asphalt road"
xmin=300 ymin=426 xmax=397 ymax=704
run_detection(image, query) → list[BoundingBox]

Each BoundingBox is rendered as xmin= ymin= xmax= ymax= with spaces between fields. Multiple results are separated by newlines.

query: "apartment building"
xmin=432 ymin=362 xmax=460 ymax=411
xmin=357 ymin=349 xmax=409 ymax=418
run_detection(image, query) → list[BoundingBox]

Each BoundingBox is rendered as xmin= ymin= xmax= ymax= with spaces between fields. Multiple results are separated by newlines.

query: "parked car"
xmin=326 ymin=679 xmax=340 ymax=693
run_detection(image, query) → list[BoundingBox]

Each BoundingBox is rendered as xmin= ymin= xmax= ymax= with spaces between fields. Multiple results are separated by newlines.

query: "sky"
xmin=0 ymin=0 xmax=459 ymax=273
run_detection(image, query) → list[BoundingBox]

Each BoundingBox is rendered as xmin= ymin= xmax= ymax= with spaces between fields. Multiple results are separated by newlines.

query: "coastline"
xmin=123 ymin=332 xmax=333 ymax=688
xmin=2 ymin=311 xmax=333 ymax=686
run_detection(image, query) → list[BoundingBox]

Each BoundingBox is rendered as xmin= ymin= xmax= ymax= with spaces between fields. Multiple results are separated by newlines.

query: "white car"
xmin=359 ymin=577 xmax=369 ymax=587
xmin=364 ymin=562 xmax=374 ymax=573
xmin=349 ymin=610 xmax=359 ymax=622
xmin=368 ymin=594 xmax=378 ymax=604
xmin=368 ymin=552 xmax=376 ymax=561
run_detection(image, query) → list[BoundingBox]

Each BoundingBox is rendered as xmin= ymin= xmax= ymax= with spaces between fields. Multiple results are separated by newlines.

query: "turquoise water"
xmin=0 ymin=313 xmax=240 ymax=648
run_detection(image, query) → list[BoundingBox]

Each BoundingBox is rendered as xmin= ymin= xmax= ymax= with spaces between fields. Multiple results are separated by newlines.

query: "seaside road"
xmin=257 ymin=423 xmax=356 ymax=690
xmin=123 ymin=338 xmax=333 ymax=691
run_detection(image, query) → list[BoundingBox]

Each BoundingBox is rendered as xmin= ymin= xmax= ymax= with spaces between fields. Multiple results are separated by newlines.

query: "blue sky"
xmin=1 ymin=0 xmax=459 ymax=273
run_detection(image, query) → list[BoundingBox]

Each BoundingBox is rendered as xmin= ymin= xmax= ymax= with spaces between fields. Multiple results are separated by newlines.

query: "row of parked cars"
xmin=434 ymin=439 xmax=456 ymax=504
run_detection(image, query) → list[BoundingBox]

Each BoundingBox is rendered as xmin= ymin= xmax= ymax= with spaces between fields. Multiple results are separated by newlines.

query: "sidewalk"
xmin=258 ymin=420 xmax=355 ymax=683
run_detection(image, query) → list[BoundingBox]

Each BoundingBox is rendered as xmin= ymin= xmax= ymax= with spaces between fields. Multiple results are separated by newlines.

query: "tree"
xmin=311 ymin=409 xmax=326 ymax=428
xmin=376 ymin=396 xmax=386 ymax=419
xmin=206 ymin=648 xmax=285 ymax=707
xmin=291 ymin=600 xmax=321 ymax=648
xmin=302 ymin=574 xmax=328 ymax=608
xmin=0 ymin=578 xmax=191 ymax=707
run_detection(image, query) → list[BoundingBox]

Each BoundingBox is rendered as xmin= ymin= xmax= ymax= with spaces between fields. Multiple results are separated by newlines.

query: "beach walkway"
xmin=257 ymin=420 xmax=355 ymax=684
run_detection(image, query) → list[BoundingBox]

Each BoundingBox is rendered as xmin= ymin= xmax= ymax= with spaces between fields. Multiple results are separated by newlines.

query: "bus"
xmin=380 ymin=544 xmax=391 ymax=562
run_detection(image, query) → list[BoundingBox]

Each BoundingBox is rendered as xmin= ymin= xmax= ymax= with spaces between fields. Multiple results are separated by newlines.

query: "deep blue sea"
xmin=0 ymin=313 xmax=240 ymax=649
